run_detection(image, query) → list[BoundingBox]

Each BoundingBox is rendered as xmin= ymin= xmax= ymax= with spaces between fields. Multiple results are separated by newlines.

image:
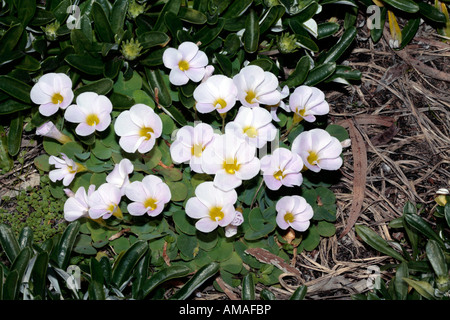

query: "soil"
xmin=0 ymin=19 xmax=449 ymax=300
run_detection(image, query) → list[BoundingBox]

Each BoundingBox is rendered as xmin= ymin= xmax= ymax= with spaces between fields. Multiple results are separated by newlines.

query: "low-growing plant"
xmin=353 ymin=199 xmax=450 ymax=300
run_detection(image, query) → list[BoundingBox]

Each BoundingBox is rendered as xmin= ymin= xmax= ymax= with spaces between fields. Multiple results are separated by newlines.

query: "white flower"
xmin=106 ymin=158 xmax=134 ymax=195
xmin=125 ymin=175 xmax=171 ymax=217
xmin=224 ymin=210 xmax=244 ymax=238
xmin=30 ymin=73 xmax=74 ymax=117
xmin=193 ymin=75 xmax=238 ymax=114
xmin=36 ymin=121 xmax=72 ymax=144
xmin=289 ymin=86 xmax=329 ymax=123
xmin=185 ymin=182 xmax=237 ymax=233
xmin=114 ymin=104 xmax=163 ymax=154
xmin=163 ymin=41 xmax=208 ymax=86
xmin=49 ymin=153 xmax=85 ymax=186
xmin=63 ymin=185 xmax=96 ymax=222
xmin=260 ymin=148 xmax=303 ymax=191
xmin=88 ymin=183 xmax=123 ymax=220
xmin=275 ymin=195 xmax=314 ymax=232
xmin=268 ymin=85 xmax=290 ymax=122
xmin=170 ymin=123 xmax=218 ymax=173
xmin=64 ymin=92 xmax=112 ymax=136
xmin=202 ymin=132 xmax=260 ymax=191
xmin=225 ymin=106 xmax=277 ymax=148
xmin=233 ymin=65 xmax=281 ymax=108
xmin=291 ymin=128 xmax=343 ymax=173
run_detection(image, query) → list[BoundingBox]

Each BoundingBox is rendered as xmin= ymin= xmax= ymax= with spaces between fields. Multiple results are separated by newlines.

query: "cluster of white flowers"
xmin=31 ymin=41 xmax=344 ymax=237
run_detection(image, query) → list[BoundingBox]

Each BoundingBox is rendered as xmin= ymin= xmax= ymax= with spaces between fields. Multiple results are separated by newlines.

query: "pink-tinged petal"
xmin=114 ymin=111 xmax=140 ymax=136
xmin=310 ymin=129 xmax=333 ymax=152
xmin=75 ymin=122 xmax=96 ymax=136
xmin=170 ymin=139 xmax=192 ymax=164
xmin=256 ymin=90 xmax=282 ymax=106
xmin=64 ymin=197 xmax=88 ymax=221
xmin=255 ymin=72 xmax=279 ymax=97
xmin=214 ymin=171 xmax=242 ymax=191
xmin=169 ymin=68 xmax=189 ymax=86
xmin=193 ymin=82 xmax=216 ymax=104
xmin=155 ymin=184 xmax=171 ymax=204
xmin=185 ymin=197 xmax=209 ymax=219
xmin=254 ymin=124 xmax=278 ymax=147
xmin=142 ymin=175 xmax=164 ymax=192
xmin=64 ymin=105 xmax=86 ymax=123
xmin=216 ymin=188 xmax=238 ymax=209
xmin=163 ymin=48 xmax=182 ymax=69
xmin=129 ymin=104 xmax=150 ymax=128
xmin=137 ymin=137 xmax=156 ymax=153
xmin=88 ymin=207 xmax=108 ymax=219
xmin=59 ymin=88 xmax=74 ymax=109
xmin=276 ymin=213 xmax=290 ymax=230
xmin=185 ymin=67 xmax=206 ymax=83
xmin=125 ymin=181 xmax=148 ymax=203
xmin=290 ymin=220 xmax=310 ymax=232
xmin=195 ymin=217 xmax=219 ymax=233
xmin=189 ymin=158 xmax=205 ymax=173
xmin=62 ymin=173 xmax=76 ymax=186
xmin=193 ymin=123 xmax=214 ymax=146
xmin=119 ymin=135 xmax=141 ymax=154
xmin=217 ymin=204 xmax=236 ymax=227
xmin=147 ymin=204 xmax=165 ymax=217
xmin=76 ymin=92 xmax=98 ymax=111
xmin=200 ymin=153 xmax=222 ymax=175
xmin=281 ymin=172 xmax=303 ymax=187
xmin=318 ymin=157 xmax=343 ymax=171
xmin=276 ymin=196 xmax=296 ymax=214
xmin=49 ymin=168 xmax=66 ymax=182
xmin=263 ymin=175 xmax=282 ymax=191
xmin=237 ymin=65 xmax=265 ymax=91
xmin=194 ymin=181 xmax=219 ymax=208
xmin=317 ymin=137 xmax=342 ymax=159
xmin=195 ymin=102 xmax=215 ymax=114
xmin=235 ymin=158 xmax=260 ymax=181
xmin=178 ymin=41 xmax=199 ymax=62
xmin=127 ymin=202 xmax=148 ymax=216
xmin=251 ymin=107 xmax=273 ymax=129
xmin=188 ymin=50 xmax=208 ymax=68
xmin=235 ymin=140 xmax=257 ymax=164
xmin=30 ymin=85 xmax=51 ymax=105
xmin=39 ymin=103 xmax=60 ymax=117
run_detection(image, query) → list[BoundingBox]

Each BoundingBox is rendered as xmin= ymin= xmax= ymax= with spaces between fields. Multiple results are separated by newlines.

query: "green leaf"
xmin=0 ymin=24 xmax=24 ymax=63
xmin=0 ymin=99 xmax=32 ymax=115
xmin=223 ymin=0 xmax=253 ymax=18
xmin=154 ymin=0 xmax=182 ymax=32
xmin=178 ymin=7 xmax=207 ymax=24
xmin=326 ymin=124 xmax=349 ymax=142
xmin=243 ymin=9 xmax=259 ymax=54
xmin=418 ymin=2 xmax=446 ymax=23
xmin=260 ymin=5 xmax=285 ymax=34
xmin=7 ymin=112 xmax=23 ymax=157
xmin=194 ymin=18 xmax=225 ymax=48
xmin=138 ymin=32 xmax=170 ymax=50
xmin=394 ymin=262 xmax=409 ymax=300
xmin=89 ymin=257 xmax=106 ymax=300
xmin=370 ymin=6 xmax=387 ymax=43
xmin=303 ymin=62 xmax=336 ymax=86
xmin=404 ymin=213 xmax=445 ymax=248
xmin=110 ymin=0 xmax=129 ymax=34
xmin=18 ymin=226 xmax=33 ymax=250
xmin=3 ymin=270 xmax=19 ymax=300
xmin=74 ymin=78 xmax=114 ymax=98
xmin=399 ymin=18 xmax=420 ymax=50
xmin=283 ymin=55 xmax=311 ymax=87
xmin=91 ymin=2 xmax=114 ymax=43
xmin=382 ymin=0 xmax=419 ymax=13
xmin=318 ymin=22 xmax=340 ymax=39
xmin=10 ymin=247 xmax=32 ymax=285
xmin=65 ymin=54 xmax=104 ymax=75
xmin=31 ymin=251 xmax=49 ymax=299
xmin=355 ymin=225 xmax=406 ymax=262
xmin=220 ymin=251 xmax=243 ymax=274
xmin=317 ymin=221 xmax=336 ymax=237
xmin=145 ymin=68 xmax=172 ymax=108
xmin=111 ymin=240 xmax=149 ymax=288
xmin=296 ymin=34 xmax=319 ymax=52
xmin=242 ymin=273 xmax=255 ymax=300
xmin=302 ymin=225 xmax=321 ymax=251
xmin=0 ymin=76 xmax=32 ymax=104
xmin=50 ymin=221 xmax=80 ymax=269
xmin=0 ymin=224 xmax=21 ymax=264
xmin=445 ymin=203 xmax=450 ymax=228
xmin=167 ymin=181 xmax=188 ymax=202
xmin=321 ymin=26 xmax=356 ymax=64
xmin=426 ymin=240 xmax=448 ymax=278
xmin=402 ymin=278 xmax=435 ymax=300
xmin=289 ymin=285 xmax=307 ymax=300
xmin=142 ymin=265 xmax=191 ymax=298
xmin=16 ymin=55 xmax=41 ymax=72
xmin=170 ymin=262 xmax=220 ymax=300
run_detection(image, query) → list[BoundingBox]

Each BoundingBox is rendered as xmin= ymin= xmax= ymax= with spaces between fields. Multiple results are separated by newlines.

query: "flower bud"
xmin=121 ymin=38 xmax=143 ymax=61
xmin=41 ymin=21 xmax=60 ymax=41
xmin=36 ymin=121 xmax=72 ymax=144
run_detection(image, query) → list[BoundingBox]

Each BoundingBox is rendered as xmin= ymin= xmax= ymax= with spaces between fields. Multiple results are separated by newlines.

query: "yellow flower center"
xmin=223 ymin=158 xmax=241 ymax=175
xmin=67 ymin=165 xmax=77 ymax=174
xmin=51 ymin=93 xmax=64 ymax=105
xmin=143 ymin=197 xmax=157 ymax=211
xmin=178 ymin=60 xmax=190 ymax=71
xmin=284 ymin=212 xmax=295 ymax=223
xmin=106 ymin=204 xmax=123 ymax=219
xmin=245 ymin=90 xmax=256 ymax=104
xmin=191 ymin=143 xmax=205 ymax=157
xmin=214 ymin=98 xmax=227 ymax=109
xmin=139 ymin=126 xmax=154 ymax=140
xmin=209 ymin=206 xmax=224 ymax=222
xmin=273 ymin=170 xmax=285 ymax=181
xmin=307 ymin=151 xmax=319 ymax=166
xmin=243 ymin=126 xmax=258 ymax=138
xmin=85 ymin=114 xmax=100 ymax=126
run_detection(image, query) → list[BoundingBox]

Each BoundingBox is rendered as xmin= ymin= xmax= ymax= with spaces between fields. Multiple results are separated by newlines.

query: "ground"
xmin=0 ymin=20 xmax=449 ymax=300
